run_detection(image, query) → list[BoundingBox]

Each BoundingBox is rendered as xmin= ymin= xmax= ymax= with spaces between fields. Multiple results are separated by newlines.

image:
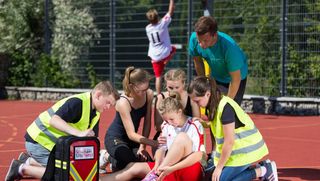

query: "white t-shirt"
xmin=146 ymin=13 xmax=172 ymax=61
xmin=160 ymin=117 xmax=206 ymax=153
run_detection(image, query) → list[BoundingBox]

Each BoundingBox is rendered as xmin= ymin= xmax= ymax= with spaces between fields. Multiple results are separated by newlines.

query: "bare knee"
xmin=174 ymin=132 xmax=192 ymax=146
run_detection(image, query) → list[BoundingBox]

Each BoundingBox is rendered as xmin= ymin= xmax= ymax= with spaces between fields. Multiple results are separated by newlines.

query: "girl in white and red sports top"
xmin=146 ymin=0 xmax=176 ymax=94
xmin=100 ymin=92 xmax=207 ymax=181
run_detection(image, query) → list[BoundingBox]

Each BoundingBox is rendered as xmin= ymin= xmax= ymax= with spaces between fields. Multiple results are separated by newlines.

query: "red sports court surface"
xmin=0 ymin=100 xmax=319 ymax=180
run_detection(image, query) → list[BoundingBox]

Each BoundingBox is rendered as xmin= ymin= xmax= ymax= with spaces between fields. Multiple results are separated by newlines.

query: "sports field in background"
xmin=0 ymin=100 xmax=319 ymax=180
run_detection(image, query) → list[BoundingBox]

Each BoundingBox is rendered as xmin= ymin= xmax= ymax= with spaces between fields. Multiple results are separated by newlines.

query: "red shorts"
xmin=151 ymin=46 xmax=176 ymax=78
xmin=147 ymin=161 xmax=203 ymax=181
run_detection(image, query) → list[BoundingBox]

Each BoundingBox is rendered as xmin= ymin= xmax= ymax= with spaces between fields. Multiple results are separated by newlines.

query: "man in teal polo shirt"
xmin=189 ymin=16 xmax=248 ymax=104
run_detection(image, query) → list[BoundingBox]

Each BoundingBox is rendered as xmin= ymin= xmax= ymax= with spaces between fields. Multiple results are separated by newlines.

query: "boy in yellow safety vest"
xmin=5 ymin=81 xmax=119 ymax=181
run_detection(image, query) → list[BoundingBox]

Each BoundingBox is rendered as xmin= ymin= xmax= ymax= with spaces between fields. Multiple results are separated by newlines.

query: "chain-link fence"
xmin=54 ymin=0 xmax=319 ymax=97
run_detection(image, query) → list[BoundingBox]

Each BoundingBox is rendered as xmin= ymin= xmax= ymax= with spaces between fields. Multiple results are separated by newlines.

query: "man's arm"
xmin=168 ymin=0 xmax=175 ymax=17
xmin=49 ymin=115 xmax=94 ymax=137
xmin=193 ymin=57 xmax=205 ymax=76
xmin=227 ymin=70 xmax=241 ymax=99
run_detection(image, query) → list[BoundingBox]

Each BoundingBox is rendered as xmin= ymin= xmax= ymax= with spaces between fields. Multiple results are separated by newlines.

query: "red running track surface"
xmin=0 ymin=100 xmax=319 ymax=180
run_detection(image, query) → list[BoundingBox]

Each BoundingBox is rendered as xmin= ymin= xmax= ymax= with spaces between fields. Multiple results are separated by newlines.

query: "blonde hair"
xmin=92 ymin=81 xmax=120 ymax=100
xmin=164 ymin=69 xmax=187 ymax=83
xmin=158 ymin=91 xmax=183 ymax=115
xmin=146 ymin=9 xmax=159 ymax=24
xmin=122 ymin=66 xmax=153 ymax=95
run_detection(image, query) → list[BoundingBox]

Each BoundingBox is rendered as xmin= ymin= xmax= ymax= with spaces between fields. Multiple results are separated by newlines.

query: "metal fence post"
xmin=187 ymin=0 xmax=193 ymax=83
xmin=203 ymin=0 xmax=213 ymax=16
xmin=109 ymin=0 xmax=115 ymax=83
xmin=280 ymin=0 xmax=287 ymax=96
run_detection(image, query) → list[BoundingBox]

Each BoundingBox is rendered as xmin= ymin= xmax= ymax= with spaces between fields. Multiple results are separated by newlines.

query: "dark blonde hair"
xmin=187 ymin=76 xmax=221 ymax=120
xmin=122 ymin=66 xmax=153 ymax=95
xmin=195 ymin=16 xmax=218 ymax=36
xmin=158 ymin=91 xmax=183 ymax=115
xmin=146 ymin=9 xmax=159 ymax=24
xmin=93 ymin=81 xmax=120 ymax=100
xmin=164 ymin=69 xmax=187 ymax=83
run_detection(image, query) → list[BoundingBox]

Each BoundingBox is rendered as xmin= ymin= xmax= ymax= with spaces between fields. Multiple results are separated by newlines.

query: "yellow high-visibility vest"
xmin=27 ymin=92 xmax=100 ymax=151
xmin=210 ymin=96 xmax=268 ymax=166
xmin=200 ymin=58 xmax=211 ymax=116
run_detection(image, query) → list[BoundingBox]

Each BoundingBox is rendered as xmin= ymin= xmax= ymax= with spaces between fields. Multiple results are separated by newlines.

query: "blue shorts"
xmin=25 ymin=141 xmax=50 ymax=166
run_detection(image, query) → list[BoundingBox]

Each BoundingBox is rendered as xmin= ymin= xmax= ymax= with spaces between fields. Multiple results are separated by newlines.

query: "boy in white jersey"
xmin=100 ymin=92 xmax=207 ymax=181
xmin=146 ymin=0 xmax=176 ymax=94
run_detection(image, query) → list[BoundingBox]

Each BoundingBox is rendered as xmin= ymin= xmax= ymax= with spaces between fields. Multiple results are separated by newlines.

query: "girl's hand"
xmin=192 ymin=117 xmax=210 ymax=128
xmin=211 ymin=167 xmax=222 ymax=181
xmin=137 ymin=147 xmax=149 ymax=161
xmin=157 ymin=136 xmax=167 ymax=146
xmin=157 ymin=166 xmax=173 ymax=181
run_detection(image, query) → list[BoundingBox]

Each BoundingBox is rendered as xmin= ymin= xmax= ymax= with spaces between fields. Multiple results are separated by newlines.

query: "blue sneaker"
xmin=205 ymin=157 xmax=215 ymax=172
xmin=259 ymin=159 xmax=278 ymax=181
xmin=204 ymin=153 xmax=215 ymax=180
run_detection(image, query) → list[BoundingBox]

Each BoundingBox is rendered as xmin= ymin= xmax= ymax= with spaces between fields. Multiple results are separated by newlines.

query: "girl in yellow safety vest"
xmin=187 ymin=76 xmax=278 ymax=181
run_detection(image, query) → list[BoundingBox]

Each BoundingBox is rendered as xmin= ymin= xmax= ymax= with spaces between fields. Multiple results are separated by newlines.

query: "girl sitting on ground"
xmin=100 ymin=92 xmax=207 ymax=181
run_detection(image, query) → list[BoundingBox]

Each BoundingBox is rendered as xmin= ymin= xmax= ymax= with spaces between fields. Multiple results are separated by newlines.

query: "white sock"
xmin=103 ymin=157 xmax=108 ymax=162
xmin=260 ymin=166 xmax=267 ymax=177
xmin=105 ymin=152 xmax=109 ymax=162
xmin=18 ymin=163 xmax=24 ymax=175
xmin=25 ymin=158 xmax=30 ymax=166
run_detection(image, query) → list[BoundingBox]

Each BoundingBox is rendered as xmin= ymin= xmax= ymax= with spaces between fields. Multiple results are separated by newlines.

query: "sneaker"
xmin=18 ymin=152 xmax=29 ymax=163
xmin=260 ymin=160 xmax=278 ymax=181
xmin=5 ymin=159 xmax=22 ymax=181
xmin=100 ymin=162 xmax=113 ymax=174
xmin=205 ymin=157 xmax=215 ymax=172
xmin=99 ymin=149 xmax=108 ymax=173
xmin=99 ymin=168 xmax=107 ymax=174
xmin=141 ymin=171 xmax=158 ymax=181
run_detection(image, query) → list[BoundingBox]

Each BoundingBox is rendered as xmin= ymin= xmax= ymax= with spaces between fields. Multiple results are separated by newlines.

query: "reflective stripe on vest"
xmin=215 ymin=126 xmax=259 ymax=145
xmin=34 ymin=116 xmax=58 ymax=143
xmin=26 ymin=92 xmax=100 ymax=151
xmin=211 ymin=96 xmax=269 ymax=166
xmin=215 ymin=139 xmax=265 ymax=158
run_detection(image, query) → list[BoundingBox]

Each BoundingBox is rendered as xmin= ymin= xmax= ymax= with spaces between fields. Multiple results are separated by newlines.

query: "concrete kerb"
xmin=5 ymin=86 xmax=320 ymax=116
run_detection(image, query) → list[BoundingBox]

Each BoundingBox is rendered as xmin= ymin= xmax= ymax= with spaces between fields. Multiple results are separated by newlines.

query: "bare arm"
xmin=117 ymin=96 xmax=157 ymax=147
xmin=212 ymin=122 xmax=235 ymax=180
xmin=168 ymin=0 xmax=175 ymax=17
xmin=140 ymin=90 xmax=155 ymax=147
xmin=154 ymin=93 xmax=165 ymax=132
xmin=193 ymin=57 xmax=205 ymax=76
xmin=228 ymin=70 xmax=241 ymax=99
xmin=49 ymin=115 xmax=94 ymax=137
